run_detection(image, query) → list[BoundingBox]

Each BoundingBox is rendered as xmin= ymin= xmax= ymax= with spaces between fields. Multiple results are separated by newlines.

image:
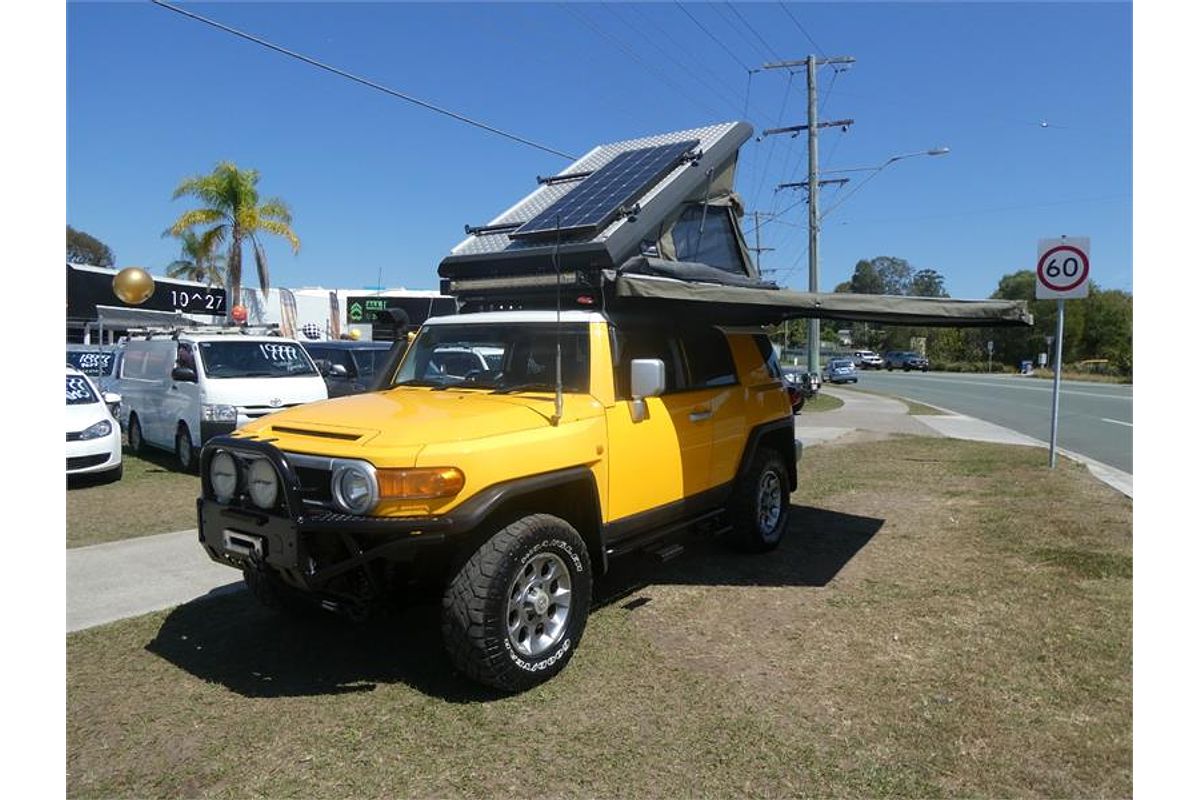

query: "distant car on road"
xmin=852 ymin=349 xmax=884 ymax=370
xmin=884 ymin=351 xmax=930 ymax=371
xmin=823 ymin=357 xmax=859 ymax=384
xmin=302 ymin=340 xmax=393 ymax=398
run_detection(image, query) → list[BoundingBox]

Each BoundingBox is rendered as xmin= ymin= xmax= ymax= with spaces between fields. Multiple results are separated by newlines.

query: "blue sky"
xmin=66 ymin=1 xmax=1132 ymax=299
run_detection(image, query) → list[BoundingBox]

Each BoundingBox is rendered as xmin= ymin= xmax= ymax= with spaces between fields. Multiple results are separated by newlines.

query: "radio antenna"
xmin=551 ymin=215 xmax=564 ymax=426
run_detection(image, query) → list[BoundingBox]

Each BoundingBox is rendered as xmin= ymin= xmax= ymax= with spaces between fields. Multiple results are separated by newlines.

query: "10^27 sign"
xmin=1036 ymin=237 xmax=1090 ymax=299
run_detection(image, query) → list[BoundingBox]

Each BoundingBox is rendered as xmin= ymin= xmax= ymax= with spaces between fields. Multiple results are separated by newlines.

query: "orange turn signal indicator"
xmin=377 ymin=467 xmax=465 ymax=500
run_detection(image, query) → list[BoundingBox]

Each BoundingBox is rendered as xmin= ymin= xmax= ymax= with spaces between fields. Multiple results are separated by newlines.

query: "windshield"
xmin=352 ymin=348 xmax=390 ymax=378
xmin=830 ymin=359 xmax=853 ymax=368
xmin=66 ymin=374 xmax=98 ymax=405
xmin=392 ymin=323 xmax=590 ymax=393
xmin=197 ymin=340 xmax=318 ymax=379
xmin=67 ymin=349 xmax=116 ymax=377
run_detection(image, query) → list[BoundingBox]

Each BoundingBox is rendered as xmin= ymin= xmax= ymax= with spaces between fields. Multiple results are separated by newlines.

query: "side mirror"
xmin=102 ymin=392 xmax=122 ymax=406
xmin=630 ymin=359 xmax=666 ymax=399
xmin=171 ymin=366 xmax=197 ymax=383
xmin=629 ymin=358 xmax=665 ymax=423
xmin=313 ymin=358 xmax=332 ymax=376
xmin=329 ymin=364 xmax=349 ymax=378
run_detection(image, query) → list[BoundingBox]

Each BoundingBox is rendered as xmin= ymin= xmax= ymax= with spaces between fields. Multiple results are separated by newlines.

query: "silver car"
xmin=822 ymin=357 xmax=859 ymax=384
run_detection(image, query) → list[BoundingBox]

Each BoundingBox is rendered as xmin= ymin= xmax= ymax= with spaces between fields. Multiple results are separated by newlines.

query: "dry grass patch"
xmin=67 ymin=438 xmax=1130 ymax=798
xmin=67 ymin=448 xmax=200 ymax=548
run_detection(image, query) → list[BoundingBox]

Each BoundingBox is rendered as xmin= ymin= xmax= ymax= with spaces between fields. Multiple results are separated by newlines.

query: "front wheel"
xmin=442 ymin=514 xmax=592 ymax=692
xmin=127 ymin=414 xmax=144 ymax=455
xmin=727 ymin=449 xmax=790 ymax=553
xmin=175 ymin=424 xmax=197 ymax=473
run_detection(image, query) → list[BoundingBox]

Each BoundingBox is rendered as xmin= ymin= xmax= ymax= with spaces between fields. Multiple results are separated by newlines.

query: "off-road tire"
xmin=727 ymin=448 xmax=790 ymax=553
xmin=127 ymin=414 xmax=144 ymax=455
xmin=243 ymin=567 xmax=314 ymax=617
xmin=175 ymin=424 xmax=197 ymax=473
xmin=442 ymin=514 xmax=592 ymax=692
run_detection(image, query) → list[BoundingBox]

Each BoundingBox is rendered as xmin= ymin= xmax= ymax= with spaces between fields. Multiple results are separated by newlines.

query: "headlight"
xmin=332 ymin=461 xmax=378 ymax=515
xmin=202 ymin=404 xmax=238 ymax=423
xmin=210 ymin=451 xmax=239 ymax=502
xmin=247 ymin=458 xmax=280 ymax=509
xmin=78 ymin=420 xmax=112 ymax=440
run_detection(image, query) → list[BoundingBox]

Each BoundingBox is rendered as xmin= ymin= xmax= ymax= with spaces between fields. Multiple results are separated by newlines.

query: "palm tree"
xmin=164 ymin=228 xmax=225 ymax=285
xmin=166 ymin=162 xmax=300 ymax=316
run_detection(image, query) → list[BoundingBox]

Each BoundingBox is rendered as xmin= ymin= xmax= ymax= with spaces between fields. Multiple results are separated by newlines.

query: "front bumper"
xmin=66 ymin=432 xmax=121 ymax=475
xmin=196 ymin=435 xmax=529 ymax=592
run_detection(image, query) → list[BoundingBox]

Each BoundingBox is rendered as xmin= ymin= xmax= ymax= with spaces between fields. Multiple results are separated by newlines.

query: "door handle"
xmin=689 ymin=409 xmax=712 ymax=423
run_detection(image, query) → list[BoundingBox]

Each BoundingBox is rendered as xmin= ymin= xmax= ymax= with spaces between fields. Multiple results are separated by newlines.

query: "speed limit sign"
xmin=1036 ymin=237 xmax=1090 ymax=299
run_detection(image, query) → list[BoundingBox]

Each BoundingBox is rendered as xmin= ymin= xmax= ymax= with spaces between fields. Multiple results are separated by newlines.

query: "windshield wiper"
xmin=491 ymin=382 xmax=557 ymax=395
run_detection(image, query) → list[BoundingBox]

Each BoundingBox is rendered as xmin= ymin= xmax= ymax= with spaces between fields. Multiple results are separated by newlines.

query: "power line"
xmin=777 ymin=2 xmax=828 ymax=59
xmin=559 ymin=3 xmax=727 ymax=120
xmin=724 ymin=2 xmax=784 ymax=63
xmin=149 ymin=0 xmax=578 ymax=160
xmin=674 ymin=1 xmax=754 ymax=74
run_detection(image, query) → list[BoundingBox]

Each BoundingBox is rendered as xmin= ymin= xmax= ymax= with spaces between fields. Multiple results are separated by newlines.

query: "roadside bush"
xmin=930 ymin=360 xmax=1017 ymax=374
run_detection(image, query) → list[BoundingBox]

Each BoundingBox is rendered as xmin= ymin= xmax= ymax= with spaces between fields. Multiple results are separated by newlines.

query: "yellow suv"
xmin=197 ymin=310 xmax=798 ymax=691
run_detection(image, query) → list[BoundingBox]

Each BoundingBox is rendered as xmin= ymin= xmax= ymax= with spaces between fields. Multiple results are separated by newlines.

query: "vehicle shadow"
xmin=144 ymin=504 xmax=882 ymax=702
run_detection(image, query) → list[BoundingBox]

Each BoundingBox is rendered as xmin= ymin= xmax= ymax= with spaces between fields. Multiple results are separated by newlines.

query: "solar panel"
xmin=510 ymin=139 xmax=701 ymax=240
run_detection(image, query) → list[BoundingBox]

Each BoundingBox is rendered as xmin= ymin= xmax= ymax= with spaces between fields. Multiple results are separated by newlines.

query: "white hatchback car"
xmin=66 ymin=366 xmax=123 ymax=481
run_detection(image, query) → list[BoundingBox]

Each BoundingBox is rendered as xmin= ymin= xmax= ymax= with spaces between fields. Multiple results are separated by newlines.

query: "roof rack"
xmin=125 ymin=323 xmax=282 ymax=340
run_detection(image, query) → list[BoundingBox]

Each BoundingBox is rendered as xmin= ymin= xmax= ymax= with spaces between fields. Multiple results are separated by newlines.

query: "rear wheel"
xmin=442 ymin=514 xmax=592 ymax=692
xmin=727 ymin=449 xmax=790 ymax=552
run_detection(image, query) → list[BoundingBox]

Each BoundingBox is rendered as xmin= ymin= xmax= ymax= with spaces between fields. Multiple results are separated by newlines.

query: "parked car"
xmin=883 ymin=351 xmax=930 ymax=371
xmin=852 ymin=350 xmax=884 ymax=370
xmin=116 ymin=329 xmax=328 ymax=471
xmin=823 ymin=357 xmax=858 ymax=384
xmin=66 ymin=366 xmax=123 ymax=481
xmin=301 ymin=340 xmax=394 ymax=398
xmin=66 ymin=344 xmax=124 ymax=394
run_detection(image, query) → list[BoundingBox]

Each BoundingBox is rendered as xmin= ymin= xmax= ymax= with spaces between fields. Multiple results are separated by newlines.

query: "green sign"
xmin=346 ymin=296 xmax=402 ymax=324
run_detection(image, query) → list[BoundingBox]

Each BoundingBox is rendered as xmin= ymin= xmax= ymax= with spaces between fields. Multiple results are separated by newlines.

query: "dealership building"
xmin=66 ymin=263 xmax=456 ymax=343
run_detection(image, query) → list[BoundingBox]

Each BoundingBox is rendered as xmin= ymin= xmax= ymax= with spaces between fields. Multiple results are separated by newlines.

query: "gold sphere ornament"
xmin=231 ymin=304 xmax=248 ymax=324
xmin=112 ymin=267 xmax=155 ymax=305
xmin=349 ymin=328 xmax=362 ymax=340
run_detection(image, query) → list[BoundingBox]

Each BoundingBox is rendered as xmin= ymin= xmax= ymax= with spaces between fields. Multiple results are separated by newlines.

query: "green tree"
xmin=166 ymin=162 xmax=300 ymax=314
xmin=847 ymin=259 xmax=885 ymax=294
xmin=67 ymin=225 xmax=114 ymax=267
xmin=164 ymin=228 xmax=225 ymax=285
xmin=872 ymin=256 xmax=913 ymax=295
xmin=910 ymin=268 xmax=949 ymax=297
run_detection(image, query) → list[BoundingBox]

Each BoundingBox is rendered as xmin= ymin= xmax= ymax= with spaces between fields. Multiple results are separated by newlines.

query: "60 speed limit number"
xmin=1036 ymin=237 xmax=1090 ymax=299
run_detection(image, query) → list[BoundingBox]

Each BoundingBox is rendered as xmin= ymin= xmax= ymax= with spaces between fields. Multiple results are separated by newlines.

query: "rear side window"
xmin=679 ymin=327 xmax=738 ymax=388
xmin=752 ymin=334 xmax=783 ymax=380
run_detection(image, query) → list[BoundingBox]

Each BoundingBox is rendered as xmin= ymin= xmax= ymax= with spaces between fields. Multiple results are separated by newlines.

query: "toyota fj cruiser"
xmin=197 ymin=309 xmax=798 ymax=691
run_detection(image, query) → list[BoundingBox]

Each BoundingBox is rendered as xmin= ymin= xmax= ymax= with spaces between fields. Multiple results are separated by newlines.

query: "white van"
xmin=116 ymin=330 xmax=328 ymax=470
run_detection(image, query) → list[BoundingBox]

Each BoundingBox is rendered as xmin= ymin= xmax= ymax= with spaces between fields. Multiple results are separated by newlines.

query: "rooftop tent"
xmin=438 ymin=122 xmax=1032 ymax=328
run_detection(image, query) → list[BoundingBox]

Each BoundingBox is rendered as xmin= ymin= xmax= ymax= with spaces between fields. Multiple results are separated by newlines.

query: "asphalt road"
xmin=846 ymin=370 xmax=1132 ymax=473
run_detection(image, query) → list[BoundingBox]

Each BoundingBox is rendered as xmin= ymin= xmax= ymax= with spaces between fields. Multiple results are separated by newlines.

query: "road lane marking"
xmin=1102 ymin=418 xmax=1133 ymax=427
xmin=864 ymin=374 xmax=1130 ymax=400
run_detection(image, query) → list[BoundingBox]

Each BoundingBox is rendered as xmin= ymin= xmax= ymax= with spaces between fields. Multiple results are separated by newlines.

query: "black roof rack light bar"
xmin=464 ymin=221 xmax=524 ymax=237
xmin=536 ymin=171 xmax=593 ymax=186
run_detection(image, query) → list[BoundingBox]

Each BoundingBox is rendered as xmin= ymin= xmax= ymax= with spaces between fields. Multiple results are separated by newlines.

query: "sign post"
xmin=987 ymin=339 xmax=993 ymax=373
xmin=1036 ymin=236 xmax=1090 ymax=467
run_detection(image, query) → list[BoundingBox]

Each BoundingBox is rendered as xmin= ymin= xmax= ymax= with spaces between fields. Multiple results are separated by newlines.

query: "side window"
xmin=752 ymin=334 xmax=783 ymax=380
xmin=670 ymin=205 xmax=746 ymax=274
xmin=175 ymin=343 xmax=195 ymax=371
xmin=679 ymin=327 xmax=738 ymax=388
xmin=612 ymin=327 xmax=686 ymax=399
xmin=121 ymin=349 xmax=145 ymax=379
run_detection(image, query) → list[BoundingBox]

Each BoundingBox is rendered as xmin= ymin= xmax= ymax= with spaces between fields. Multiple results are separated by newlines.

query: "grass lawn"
xmin=1028 ymin=368 xmax=1131 ymax=384
xmin=66 ymin=438 xmax=1131 ymax=798
xmin=802 ymin=391 xmax=844 ymax=412
xmin=67 ymin=447 xmax=200 ymax=549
